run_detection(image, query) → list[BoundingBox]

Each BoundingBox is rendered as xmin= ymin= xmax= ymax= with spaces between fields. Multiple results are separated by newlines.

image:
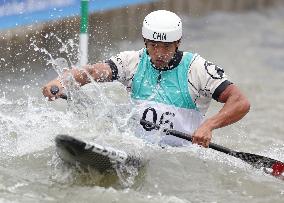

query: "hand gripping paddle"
xmin=50 ymin=85 xmax=68 ymax=100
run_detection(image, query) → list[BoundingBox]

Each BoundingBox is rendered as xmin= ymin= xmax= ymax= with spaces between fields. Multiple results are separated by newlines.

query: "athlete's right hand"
xmin=42 ymin=79 xmax=64 ymax=101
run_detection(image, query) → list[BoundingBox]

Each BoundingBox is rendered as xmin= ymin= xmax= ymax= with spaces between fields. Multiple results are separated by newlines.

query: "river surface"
xmin=0 ymin=7 xmax=284 ymax=203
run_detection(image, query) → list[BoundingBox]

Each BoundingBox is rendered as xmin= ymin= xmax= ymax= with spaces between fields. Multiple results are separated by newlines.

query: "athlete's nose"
xmin=153 ymin=44 xmax=167 ymax=54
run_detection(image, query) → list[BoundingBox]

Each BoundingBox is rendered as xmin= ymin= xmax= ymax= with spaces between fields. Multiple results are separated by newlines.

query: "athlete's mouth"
xmin=154 ymin=59 xmax=166 ymax=66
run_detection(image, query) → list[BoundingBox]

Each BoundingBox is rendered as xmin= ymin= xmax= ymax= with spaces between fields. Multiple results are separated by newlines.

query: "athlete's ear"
xmin=175 ymin=39 xmax=181 ymax=51
xmin=144 ymin=39 xmax=150 ymax=54
xmin=176 ymin=39 xmax=181 ymax=47
xmin=144 ymin=38 xmax=147 ymax=47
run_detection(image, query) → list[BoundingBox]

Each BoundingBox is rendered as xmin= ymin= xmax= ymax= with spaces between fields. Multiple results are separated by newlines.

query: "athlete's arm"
xmin=42 ymin=49 xmax=141 ymax=100
xmin=42 ymin=63 xmax=112 ymax=100
xmin=192 ymin=84 xmax=250 ymax=147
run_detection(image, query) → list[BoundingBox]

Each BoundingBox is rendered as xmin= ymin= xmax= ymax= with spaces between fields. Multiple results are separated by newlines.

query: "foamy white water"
xmin=0 ymin=7 xmax=284 ymax=203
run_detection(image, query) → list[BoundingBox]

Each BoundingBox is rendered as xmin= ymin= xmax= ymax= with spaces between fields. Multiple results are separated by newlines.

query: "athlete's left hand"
xmin=192 ymin=123 xmax=213 ymax=148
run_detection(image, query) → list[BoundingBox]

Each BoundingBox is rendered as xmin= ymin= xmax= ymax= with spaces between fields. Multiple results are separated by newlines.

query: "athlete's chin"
xmin=153 ymin=61 xmax=167 ymax=68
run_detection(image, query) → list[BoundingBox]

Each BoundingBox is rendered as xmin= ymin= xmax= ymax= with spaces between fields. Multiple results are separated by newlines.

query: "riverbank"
xmin=1 ymin=0 xmax=284 ymax=70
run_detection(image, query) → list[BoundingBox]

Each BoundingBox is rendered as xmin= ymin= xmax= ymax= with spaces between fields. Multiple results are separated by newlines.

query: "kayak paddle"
xmin=140 ymin=119 xmax=284 ymax=179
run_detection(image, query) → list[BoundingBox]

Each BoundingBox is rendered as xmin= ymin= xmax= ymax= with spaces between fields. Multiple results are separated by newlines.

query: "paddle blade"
xmin=232 ymin=151 xmax=284 ymax=177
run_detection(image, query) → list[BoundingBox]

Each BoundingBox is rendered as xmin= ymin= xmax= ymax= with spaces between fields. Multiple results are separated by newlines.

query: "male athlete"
xmin=43 ymin=10 xmax=250 ymax=148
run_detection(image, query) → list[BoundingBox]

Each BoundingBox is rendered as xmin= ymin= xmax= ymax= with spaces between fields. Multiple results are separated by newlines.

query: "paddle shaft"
xmin=140 ymin=119 xmax=234 ymax=155
xmin=50 ymin=86 xmax=68 ymax=100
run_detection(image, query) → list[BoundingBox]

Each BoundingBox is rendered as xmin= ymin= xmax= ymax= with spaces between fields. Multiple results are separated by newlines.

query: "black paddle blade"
xmin=231 ymin=151 xmax=284 ymax=177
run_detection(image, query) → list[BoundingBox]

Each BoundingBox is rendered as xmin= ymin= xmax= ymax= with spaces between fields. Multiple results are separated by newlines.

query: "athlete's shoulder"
xmin=189 ymin=54 xmax=226 ymax=80
xmin=109 ymin=49 xmax=143 ymax=65
xmin=107 ymin=48 xmax=143 ymax=82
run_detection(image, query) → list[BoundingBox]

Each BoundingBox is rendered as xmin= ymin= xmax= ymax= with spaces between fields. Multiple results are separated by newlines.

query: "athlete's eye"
xmin=150 ymin=43 xmax=158 ymax=48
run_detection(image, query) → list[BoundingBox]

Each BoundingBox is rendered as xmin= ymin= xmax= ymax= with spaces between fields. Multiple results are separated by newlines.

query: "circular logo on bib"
xmin=204 ymin=61 xmax=224 ymax=79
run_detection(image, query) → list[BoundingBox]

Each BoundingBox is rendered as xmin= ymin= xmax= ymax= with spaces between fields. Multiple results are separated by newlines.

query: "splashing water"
xmin=1 ymin=7 xmax=284 ymax=203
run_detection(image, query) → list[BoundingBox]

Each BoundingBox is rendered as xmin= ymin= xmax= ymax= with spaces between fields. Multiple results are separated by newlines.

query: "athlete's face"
xmin=145 ymin=40 xmax=180 ymax=69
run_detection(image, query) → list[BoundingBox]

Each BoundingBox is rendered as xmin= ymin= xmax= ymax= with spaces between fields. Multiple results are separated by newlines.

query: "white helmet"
xmin=142 ymin=10 xmax=182 ymax=42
